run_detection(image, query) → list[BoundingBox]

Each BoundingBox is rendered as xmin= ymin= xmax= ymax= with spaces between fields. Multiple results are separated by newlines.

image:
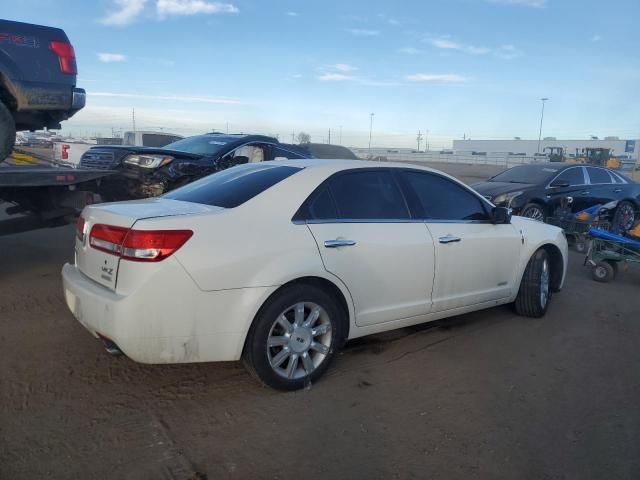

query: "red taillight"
xmin=61 ymin=144 xmax=70 ymax=160
xmin=49 ymin=41 xmax=77 ymax=75
xmin=76 ymin=215 xmax=86 ymax=241
xmin=89 ymin=224 xmax=192 ymax=262
xmin=89 ymin=224 xmax=128 ymax=255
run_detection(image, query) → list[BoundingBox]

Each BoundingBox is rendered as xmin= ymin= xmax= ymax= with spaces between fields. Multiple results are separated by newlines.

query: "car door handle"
xmin=580 ymin=190 xmax=590 ymax=195
xmin=324 ymin=239 xmax=356 ymax=248
xmin=438 ymin=235 xmax=462 ymax=244
xmin=614 ymin=188 xmax=622 ymax=193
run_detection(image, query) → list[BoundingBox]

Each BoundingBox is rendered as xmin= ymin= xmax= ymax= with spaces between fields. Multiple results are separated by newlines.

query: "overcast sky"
xmin=5 ymin=0 xmax=640 ymax=147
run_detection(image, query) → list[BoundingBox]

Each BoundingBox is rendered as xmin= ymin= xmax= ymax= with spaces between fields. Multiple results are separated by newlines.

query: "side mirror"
xmin=549 ymin=179 xmax=570 ymax=188
xmin=492 ymin=206 xmax=512 ymax=224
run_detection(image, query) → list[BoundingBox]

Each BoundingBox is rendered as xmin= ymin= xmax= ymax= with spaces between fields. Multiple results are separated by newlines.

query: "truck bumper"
xmin=71 ymin=88 xmax=86 ymax=110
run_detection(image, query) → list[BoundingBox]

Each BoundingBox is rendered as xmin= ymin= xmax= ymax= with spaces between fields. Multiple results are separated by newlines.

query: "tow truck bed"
xmin=0 ymin=166 xmax=115 ymax=236
xmin=0 ymin=167 xmax=114 ymax=187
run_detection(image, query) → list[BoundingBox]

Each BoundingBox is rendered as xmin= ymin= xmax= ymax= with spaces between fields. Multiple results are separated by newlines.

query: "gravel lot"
xmin=1 ymin=163 xmax=639 ymax=479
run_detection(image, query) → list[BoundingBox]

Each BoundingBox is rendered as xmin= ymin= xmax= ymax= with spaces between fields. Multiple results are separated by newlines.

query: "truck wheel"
xmin=0 ymin=101 xmax=16 ymax=162
xmin=515 ymin=249 xmax=552 ymax=318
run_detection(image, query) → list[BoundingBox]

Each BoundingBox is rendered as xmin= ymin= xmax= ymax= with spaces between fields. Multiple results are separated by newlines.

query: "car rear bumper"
xmin=62 ymin=261 xmax=277 ymax=364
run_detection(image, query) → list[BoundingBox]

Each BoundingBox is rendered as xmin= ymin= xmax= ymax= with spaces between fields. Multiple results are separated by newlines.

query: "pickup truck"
xmin=0 ymin=21 xmax=114 ymax=236
xmin=0 ymin=19 xmax=85 ymax=160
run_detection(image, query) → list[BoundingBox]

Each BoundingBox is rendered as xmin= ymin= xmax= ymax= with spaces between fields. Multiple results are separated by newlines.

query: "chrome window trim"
xmin=610 ymin=170 xmax=629 ymax=184
xmin=293 ymin=218 xmax=492 ymax=225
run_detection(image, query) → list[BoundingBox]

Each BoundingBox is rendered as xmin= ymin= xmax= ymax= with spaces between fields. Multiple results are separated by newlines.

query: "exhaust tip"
xmin=96 ymin=333 xmax=123 ymax=356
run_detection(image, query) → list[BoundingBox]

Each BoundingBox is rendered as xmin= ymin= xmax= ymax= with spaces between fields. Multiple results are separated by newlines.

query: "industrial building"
xmin=452 ymin=138 xmax=639 ymax=160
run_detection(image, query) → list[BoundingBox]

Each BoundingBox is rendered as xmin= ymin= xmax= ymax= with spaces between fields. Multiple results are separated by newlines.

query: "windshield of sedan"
xmin=164 ymin=163 xmax=301 ymax=208
xmin=489 ymin=165 xmax=560 ymax=184
xmin=162 ymin=135 xmax=244 ymax=155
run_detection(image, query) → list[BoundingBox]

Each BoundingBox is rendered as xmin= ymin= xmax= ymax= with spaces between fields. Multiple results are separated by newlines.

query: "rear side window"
xmin=295 ymin=169 xmax=409 ymax=221
xmin=272 ymin=146 xmax=308 ymax=160
xmin=587 ymin=167 xmax=612 ymax=184
xmin=401 ymin=171 xmax=489 ymax=221
xmin=328 ymin=170 xmax=409 ymax=220
xmin=164 ymin=164 xmax=301 ymax=208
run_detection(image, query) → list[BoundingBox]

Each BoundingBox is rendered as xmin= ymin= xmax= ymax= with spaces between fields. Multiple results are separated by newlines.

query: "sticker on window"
xmin=542 ymin=168 xmax=559 ymax=172
xmin=208 ymin=141 xmax=228 ymax=145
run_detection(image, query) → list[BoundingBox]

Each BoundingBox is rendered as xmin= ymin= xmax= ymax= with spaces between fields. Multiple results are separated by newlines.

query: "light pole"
xmin=425 ymin=129 xmax=430 ymax=152
xmin=537 ymin=97 xmax=549 ymax=153
xmin=368 ymin=113 xmax=375 ymax=155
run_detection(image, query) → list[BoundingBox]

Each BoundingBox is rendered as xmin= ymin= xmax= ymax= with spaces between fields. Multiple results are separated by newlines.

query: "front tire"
xmin=515 ymin=249 xmax=552 ymax=318
xmin=521 ymin=203 xmax=546 ymax=222
xmin=612 ymin=200 xmax=636 ymax=233
xmin=0 ymin=100 xmax=16 ymax=162
xmin=243 ymin=284 xmax=345 ymax=391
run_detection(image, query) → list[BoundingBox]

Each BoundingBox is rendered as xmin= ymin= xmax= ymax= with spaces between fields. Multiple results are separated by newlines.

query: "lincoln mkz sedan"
xmin=63 ymin=160 xmax=568 ymax=390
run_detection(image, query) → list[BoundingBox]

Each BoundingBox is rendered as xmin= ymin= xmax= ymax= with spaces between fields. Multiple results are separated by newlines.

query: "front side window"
xmin=586 ymin=167 xmax=612 ymax=184
xmin=401 ymin=171 xmax=489 ymax=221
xmin=164 ymin=163 xmax=301 ymax=208
xmin=553 ymin=167 xmax=584 ymax=186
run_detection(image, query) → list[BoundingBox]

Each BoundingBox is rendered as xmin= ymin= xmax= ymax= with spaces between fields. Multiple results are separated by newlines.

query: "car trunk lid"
xmin=75 ymin=198 xmax=220 ymax=290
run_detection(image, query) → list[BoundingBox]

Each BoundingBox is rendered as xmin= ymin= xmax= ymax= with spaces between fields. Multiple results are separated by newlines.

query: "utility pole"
xmin=328 ymin=128 xmax=331 ymax=144
xmin=291 ymin=131 xmax=295 ymax=143
xmin=368 ymin=113 xmax=375 ymax=154
xmin=339 ymin=125 xmax=343 ymax=144
xmin=226 ymin=122 xmax=229 ymax=134
xmin=425 ymin=129 xmax=430 ymax=151
xmin=416 ymin=130 xmax=423 ymax=151
xmin=537 ymin=97 xmax=549 ymax=153
xmin=132 ymin=108 xmax=136 ymax=133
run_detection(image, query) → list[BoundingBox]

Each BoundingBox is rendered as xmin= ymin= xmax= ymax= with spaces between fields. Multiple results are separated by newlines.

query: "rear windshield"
xmin=164 ymin=163 xmax=301 ymax=208
xmin=489 ymin=164 xmax=559 ymax=184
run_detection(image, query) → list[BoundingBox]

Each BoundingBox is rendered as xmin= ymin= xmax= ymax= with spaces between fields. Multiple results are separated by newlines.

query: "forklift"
xmin=543 ymin=146 xmax=565 ymax=162
xmin=580 ymin=148 xmax=621 ymax=169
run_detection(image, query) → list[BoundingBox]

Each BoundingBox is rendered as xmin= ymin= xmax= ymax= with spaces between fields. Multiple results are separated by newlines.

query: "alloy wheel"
xmin=267 ymin=302 xmax=333 ymax=380
xmin=524 ymin=206 xmax=545 ymax=222
xmin=540 ymin=258 xmax=550 ymax=308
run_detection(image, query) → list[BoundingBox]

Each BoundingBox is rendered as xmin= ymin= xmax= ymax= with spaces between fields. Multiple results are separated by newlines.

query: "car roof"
xmin=275 ymin=158 xmax=459 ymax=177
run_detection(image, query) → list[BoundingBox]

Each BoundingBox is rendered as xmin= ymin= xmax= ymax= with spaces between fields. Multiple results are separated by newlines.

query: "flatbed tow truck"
xmin=0 ymin=150 xmax=115 ymax=236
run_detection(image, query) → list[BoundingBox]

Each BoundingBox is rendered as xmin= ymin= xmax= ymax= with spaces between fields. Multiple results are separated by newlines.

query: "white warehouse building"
xmin=452 ymin=138 xmax=639 ymax=161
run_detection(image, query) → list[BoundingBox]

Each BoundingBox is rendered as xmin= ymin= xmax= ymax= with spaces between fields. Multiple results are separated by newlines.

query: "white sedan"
xmin=62 ymin=160 xmax=568 ymax=390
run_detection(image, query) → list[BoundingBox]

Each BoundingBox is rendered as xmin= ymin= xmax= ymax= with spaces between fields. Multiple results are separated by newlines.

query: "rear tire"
xmin=521 ymin=203 xmax=546 ymax=222
xmin=515 ymin=249 xmax=552 ymax=318
xmin=242 ymin=283 xmax=345 ymax=391
xmin=0 ymin=100 xmax=16 ymax=162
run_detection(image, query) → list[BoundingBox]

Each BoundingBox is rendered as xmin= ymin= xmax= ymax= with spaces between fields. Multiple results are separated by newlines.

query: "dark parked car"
xmin=80 ymin=133 xmax=360 ymax=199
xmin=472 ymin=163 xmax=640 ymax=231
xmin=0 ymin=20 xmax=85 ymax=160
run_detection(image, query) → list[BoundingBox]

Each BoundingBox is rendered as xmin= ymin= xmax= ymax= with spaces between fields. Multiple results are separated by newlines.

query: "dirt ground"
xmin=1 ymin=164 xmax=640 ymax=479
